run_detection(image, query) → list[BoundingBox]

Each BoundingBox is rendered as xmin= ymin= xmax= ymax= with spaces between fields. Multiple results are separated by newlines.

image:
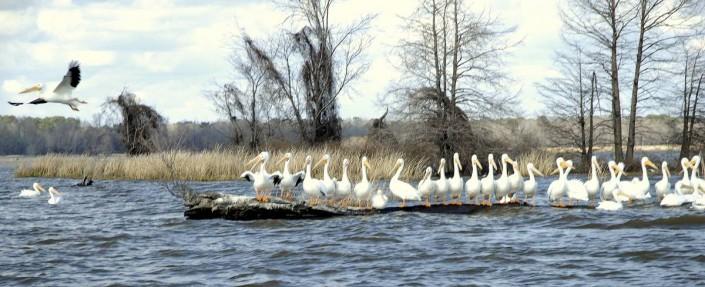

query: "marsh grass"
xmin=516 ymin=150 xmax=557 ymax=176
xmin=15 ymin=147 xmax=429 ymax=181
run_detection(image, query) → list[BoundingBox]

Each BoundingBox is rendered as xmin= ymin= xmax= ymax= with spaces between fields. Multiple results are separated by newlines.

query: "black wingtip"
xmin=29 ymin=98 xmax=47 ymax=105
xmin=295 ymin=176 xmax=304 ymax=187
xmin=273 ymin=175 xmax=282 ymax=185
xmin=8 ymin=102 xmax=22 ymax=106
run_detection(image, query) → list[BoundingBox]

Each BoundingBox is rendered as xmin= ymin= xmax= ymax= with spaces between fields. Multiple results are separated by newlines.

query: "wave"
xmin=575 ymin=214 xmax=705 ymax=229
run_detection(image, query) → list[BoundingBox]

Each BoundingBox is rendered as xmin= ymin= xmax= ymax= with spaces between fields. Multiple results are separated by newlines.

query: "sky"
xmin=0 ymin=0 xmax=562 ymax=123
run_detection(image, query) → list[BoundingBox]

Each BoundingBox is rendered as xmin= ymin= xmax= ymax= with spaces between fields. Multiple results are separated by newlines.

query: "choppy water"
xmin=2 ymin=166 xmax=705 ymax=286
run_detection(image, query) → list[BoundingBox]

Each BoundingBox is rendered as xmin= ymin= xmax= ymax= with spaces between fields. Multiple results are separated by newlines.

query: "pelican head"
xmin=680 ymin=157 xmax=692 ymax=174
xmin=690 ymin=155 xmax=701 ymax=169
xmin=592 ymin=156 xmax=603 ymax=174
xmin=305 ymin=155 xmax=313 ymax=165
xmin=438 ymin=158 xmax=446 ymax=175
xmin=246 ymin=151 xmax=270 ymax=169
xmin=33 ymin=182 xmax=46 ymax=192
xmin=617 ymin=162 xmax=627 ymax=176
xmin=501 ymin=154 xmax=513 ymax=164
xmin=424 ymin=166 xmax=433 ymax=180
xmin=361 ymin=156 xmax=372 ymax=170
xmin=391 ymin=158 xmax=405 ymax=175
xmin=453 ymin=153 xmax=462 ymax=171
xmin=662 ymin=161 xmax=671 ymax=178
xmin=343 ymin=158 xmax=350 ymax=167
xmin=642 ymin=157 xmax=658 ymax=171
xmin=277 ymin=152 xmax=292 ymax=165
xmin=551 ymin=157 xmax=566 ymax=175
xmin=527 ymin=163 xmax=544 ymax=176
xmin=18 ymin=83 xmax=43 ymax=94
xmin=48 ymin=187 xmax=62 ymax=196
xmin=314 ymin=154 xmax=331 ymax=169
xmin=471 ymin=154 xmax=482 ymax=171
xmin=488 ymin=154 xmax=497 ymax=171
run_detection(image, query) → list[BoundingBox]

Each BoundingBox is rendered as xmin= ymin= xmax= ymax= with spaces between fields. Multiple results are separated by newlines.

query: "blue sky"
xmin=0 ymin=0 xmax=562 ymax=122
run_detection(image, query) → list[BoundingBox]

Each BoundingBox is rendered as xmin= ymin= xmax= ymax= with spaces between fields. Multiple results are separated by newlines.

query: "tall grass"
xmin=15 ymin=147 xmax=428 ymax=181
xmin=516 ymin=150 xmax=557 ymax=176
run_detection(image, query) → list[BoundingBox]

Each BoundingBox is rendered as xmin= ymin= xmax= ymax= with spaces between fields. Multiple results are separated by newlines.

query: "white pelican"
xmin=434 ymin=158 xmax=449 ymax=204
xmin=354 ymin=156 xmax=374 ymax=207
xmin=448 ymin=153 xmax=464 ymax=205
xmin=480 ymin=154 xmax=498 ymax=206
xmin=690 ymin=156 xmax=704 ymax=191
xmin=314 ymin=154 xmax=336 ymax=198
xmin=523 ymin=163 xmax=543 ymax=206
xmin=565 ymin=160 xmax=589 ymax=204
xmin=600 ymin=161 xmax=619 ymax=200
xmin=276 ymin=153 xmax=305 ymax=200
xmin=675 ymin=158 xmax=694 ymax=196
xmin=547 ymin=157 xmax=569 ymax=206
xmin=335 ymin=159 xmax=352 ymax=202
xmin=596 ymin=199 xmax=623 ymax=211
xmin=584 ymin=156 xmax=601 ymax=204
xmin=9 ymin=61 xmax=86 ymax=111
xmin=371 ymin=189 xmax=388 ymax=209
xmin=302 ymin=155 xmax=326 ymax=203
xmin=495 ymin=154 xmax=512 ymax=204
xmin=508 ymin=159 xmax=523 ymax=203
xmin=19 ymin=182 xmax=46 ymax=197
xmin=241 ymin=152 xmax=281 ymax=201
xmin=389 ymin=158 xmax=421 ymax=207
xmin=465 ymin=155 xmax=482 ymax=204
xmin=47 ymin=187 xmax=63 ymax=205
xmin=417 ymin=166 xmax=436 ymax=207
xmin=655 ymin=161 xmax=671 ymax=200
xmin=617 ymin=157 xmax=657 ymax=201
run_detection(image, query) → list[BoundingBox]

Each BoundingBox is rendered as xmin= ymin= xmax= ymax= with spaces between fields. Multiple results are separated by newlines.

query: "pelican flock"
xmin=233 ymin=151 xmax=705 ymax=211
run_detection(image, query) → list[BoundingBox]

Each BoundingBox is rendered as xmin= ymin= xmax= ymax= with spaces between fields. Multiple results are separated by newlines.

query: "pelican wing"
xmin=240 ymin=171 xmax=255 ymax=182
xmin=294 ymin=171 xmax=305 ymax=187
xmin=53 ymin=61 xmax=81 ymax=95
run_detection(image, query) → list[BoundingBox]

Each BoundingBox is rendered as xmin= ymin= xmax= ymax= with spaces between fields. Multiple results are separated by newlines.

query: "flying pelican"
xmin=417 ymin=166 xmax=436 ymax=207
xmin=302 ymin=155 xmax=326 ymax=204
xmin=495 ymin=154 xmax=512 ymax=204
xmin=480 ymin=154 xmax=498 ymax=206
xmin=47 ymin=187 xmax=63 ymax=205
xmin=389 ymin=158 xmax=421 ymax=207
xmin=336 ymin=159 xmax=353 ymax=204
xmin=9 ymin=61 xmax=86 ymax=111
xmin=655 ymin=161 xmax=671 ymax=201
xmin=314 ymin=154 xmax=336 ymax=199
xmin=371 ymin=189 xmax=388 ymax=209
xmin=434 ymin=158 xmax=449 ymax=204
xmin=523 ymin=163 xmax=543 ymax=206
xmin=584 ymin=156 xmax=601 ymax=204
xmin=276 ymin=153 xmax=305 ymax=200
xmin=465 ymin=155 xmax=482 ymax=205
xmin=19 ymin=182 xmax=46 ymax=197
xmin=508 ymin=159 xmax=523 ymax=203
xmin=565 ymin=160 xmax=589 ymax=204
xmin=547 ymin=157 xmax=569 ymax=207
xmin=241 ymin=152 xmax=281 ymax=202
xmin=354 ymin=156 xmax=374 ymax=207
xmin=617 ymin=157 xmax=657 ymax=201
xmin=448 ymin=153 xmax=464 ymax=205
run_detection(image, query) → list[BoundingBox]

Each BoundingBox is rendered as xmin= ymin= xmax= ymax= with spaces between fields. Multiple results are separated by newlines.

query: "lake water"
xmin=2 ymin=165 xmax=705 ymax=286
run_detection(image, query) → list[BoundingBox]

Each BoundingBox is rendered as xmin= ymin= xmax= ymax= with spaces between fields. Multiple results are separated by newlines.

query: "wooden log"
xmin=178 ymin=188 xmax=530 ymax=220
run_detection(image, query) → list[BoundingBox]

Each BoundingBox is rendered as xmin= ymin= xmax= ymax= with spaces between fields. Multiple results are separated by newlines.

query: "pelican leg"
xmin=425 ymin=196 xmax=431 ymax=207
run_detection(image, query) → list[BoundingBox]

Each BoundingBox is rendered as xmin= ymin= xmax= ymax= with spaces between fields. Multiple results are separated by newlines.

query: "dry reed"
xmin=516 ymin=150 xmax=557 ymax=176
xmin=15 ymin=147 xmax=428 ymax=181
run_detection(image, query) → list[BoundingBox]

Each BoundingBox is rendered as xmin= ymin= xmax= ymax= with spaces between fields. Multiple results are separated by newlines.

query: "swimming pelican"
xmin=314 ymin=154 xmax=336 ymax=199
xmin=241 ymin=152 xmax=281 ymax=202
xmin=584 ymin=156 xmax=601 ymax=204
xmin=508 ymin=159 xmax=523 ymax=203
xmin=480 ymin=154 xmax=498 ymax=206
xmin=9 ymin=61 xmax=86 ymax=111
xmin=465 ymin=155 xmax=482 ymax=205
xmin=302 ymin=155 xmax=326 ymax=204
xmin=596 ymin=164 xmax=625 ymax=211
xmin=523 ymin=163 xmax=543 ymax=206
xmin=47 ymin=187 xmax=63 ymax=205
xmin=600 ymin=161 xmax=619 ymax=200
xmin=19 ymin=182 xmax=46 ymax=197
xmin=495 ymin=154 xmax=512 ymax=204
xmin=690 ymin=156 xmax=704 ymax=192
xmin=434 ymin=158 xmax=449 ymax=204
xmin=547 ymin=157 xmax=569 ymax=206
xmin=371 ymin=189 xmax=388 ymax=209
xmin=418 ymin=167 xmax=436 ymax=207
xmin=448 ymin=153 xmax=464 ymax=205
xmin=675 ymin=158 xmax=694 ymax=196
xmin=596 ymin=199 xmax=623 ymax=211
xmin=565 ymin=160 xmax=589 ymax=204
xmin=335 ymin=159 xmax=352 ymax=203
xmin=354 ymin=156 xmax=374 ymax=207
xmin=617 ymin=157 xmax=657 ymax=201
xmin=276 ymin=153 xmax=305 ymax=200
xmin=655 ymin=161 xmax=671 ymax=201
xmin=389 ymin=158 xmax=421 ymax=207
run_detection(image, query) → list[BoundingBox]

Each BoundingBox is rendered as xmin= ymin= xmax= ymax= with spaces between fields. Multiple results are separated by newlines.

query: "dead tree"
xmin=368 ymin=107 xmax=397 ymax=147
xmin=106 ymin=91 xmax=164 ymax=155
xmin=562 ymin=0 xmax=637 ymax=162
xmin=391 ymin=0 xmax=517 ymax=160
xmin=679 ymin=44 xmax=705 ymax=158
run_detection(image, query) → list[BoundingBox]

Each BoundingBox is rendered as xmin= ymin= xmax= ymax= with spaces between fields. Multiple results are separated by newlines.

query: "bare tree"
xmin=679 ymin=42 xmax=705 ymax=157
xmin=390 ymin=0 xmax=517 ymax=159
xmin=104 ymin=90 xmax=164 ymax=155
xmin=562 ymin=0 xmax=638 ymax=162
xmin=625 ymin=0 xmax=702 ymax=162
xmin=244 ymin=0 xmax=374 ymax=144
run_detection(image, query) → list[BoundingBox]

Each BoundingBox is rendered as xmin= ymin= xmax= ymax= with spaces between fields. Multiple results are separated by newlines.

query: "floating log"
xmin=178 ymin=188 xmax=530 ymax=220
